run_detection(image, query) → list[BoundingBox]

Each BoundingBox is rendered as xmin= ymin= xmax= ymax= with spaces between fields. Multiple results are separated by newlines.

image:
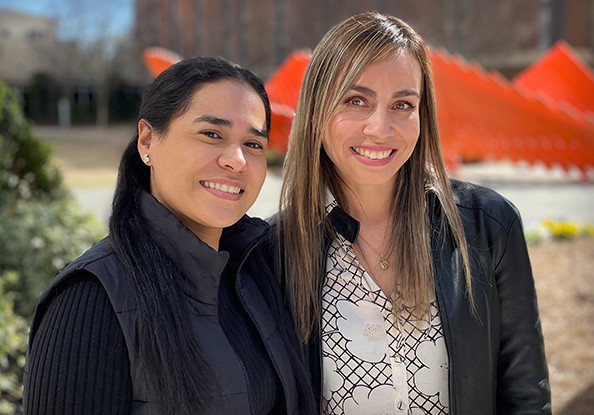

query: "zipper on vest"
xmin=236 ymin=287 xmax=289 ymax=415
xmin=236 ymin=238 xmax=290 ymax=415
xmin=238 ymin=356 xmax=255 ymax=415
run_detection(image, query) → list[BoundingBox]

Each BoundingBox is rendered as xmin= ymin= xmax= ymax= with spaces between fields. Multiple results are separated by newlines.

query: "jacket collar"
xmin=139 ymin=191 xmax=229 ymax=306
xmin=220 ymin=213 xmax=269 ymax=271
xmin=139 ymin=191 xmax=269 ymax=307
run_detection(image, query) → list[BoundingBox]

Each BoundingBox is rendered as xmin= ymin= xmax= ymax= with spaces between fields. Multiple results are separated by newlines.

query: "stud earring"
xmin=142 ymin=154 xmax=150 ymax=164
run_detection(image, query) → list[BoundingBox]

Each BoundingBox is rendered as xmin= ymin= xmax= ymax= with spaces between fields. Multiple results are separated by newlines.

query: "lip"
xmin=350 ymin=146 xmax=396 ymax=166
xmin=200 ymin=179 xmax=245 ymax=201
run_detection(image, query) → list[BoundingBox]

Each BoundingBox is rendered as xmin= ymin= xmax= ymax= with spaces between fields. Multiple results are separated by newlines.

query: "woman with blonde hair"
xmin=275 ymin=11 xmax=550 ymax=414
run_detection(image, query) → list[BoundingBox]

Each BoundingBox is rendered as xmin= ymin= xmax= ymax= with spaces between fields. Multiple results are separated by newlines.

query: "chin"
xmin=350 ymin=174 xmax=398 ymax=186
xmin=213 ymin=210 xmax=248 ymax=228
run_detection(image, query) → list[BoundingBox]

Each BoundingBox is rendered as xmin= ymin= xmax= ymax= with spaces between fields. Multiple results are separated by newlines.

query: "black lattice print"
xmin=321 ymin=230 xmax=449 ymax=415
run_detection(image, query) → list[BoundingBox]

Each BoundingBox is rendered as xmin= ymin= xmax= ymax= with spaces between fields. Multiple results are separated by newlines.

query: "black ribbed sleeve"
xmin=24 ymin=271 xmax=132 ymax=415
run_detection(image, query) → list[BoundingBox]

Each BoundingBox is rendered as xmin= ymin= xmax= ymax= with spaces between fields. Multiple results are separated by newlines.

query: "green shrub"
xmin=0 ymin=80 xmax=65 ymax=202
xmin=0 ymin=80 xmax=105 ymax=319
xmin=0 ymin=271 xmax=28 ymax=415
xmin=0 ymin=196 xmax=103 ymax=413
xmin=0 ymin=80 xmax=105 ymax=413
xmin=0 ymin=195 xmax=105 ymax=319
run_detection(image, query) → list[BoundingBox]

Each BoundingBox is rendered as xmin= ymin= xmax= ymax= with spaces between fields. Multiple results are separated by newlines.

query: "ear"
xmin=137 ymin=119 xmax=154 ymax=159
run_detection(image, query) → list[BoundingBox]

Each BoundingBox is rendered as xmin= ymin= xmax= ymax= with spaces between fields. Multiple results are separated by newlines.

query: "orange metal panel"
xmin=141 ymin=47 xmax=181 ymax=78
xmin=514 ymin=41 xmax=594 ymax=115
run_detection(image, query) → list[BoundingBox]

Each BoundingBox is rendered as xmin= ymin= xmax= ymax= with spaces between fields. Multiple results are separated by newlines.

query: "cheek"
xmin=321 ymin=139 xmax=339 ymax=168
xmin=249 ymin=156 xmax=267 ymax=183
xmin=323 ymin=113 xmax=349 ymax=147
xmin=322 ymin=128 xmax=343 ymax=160
xmin=400 ymin=118 xmax=421 ymax=145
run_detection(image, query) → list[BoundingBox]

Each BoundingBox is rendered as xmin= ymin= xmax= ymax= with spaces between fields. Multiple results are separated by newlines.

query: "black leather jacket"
xmin=277 ymin=180 xmax=552 ymax=414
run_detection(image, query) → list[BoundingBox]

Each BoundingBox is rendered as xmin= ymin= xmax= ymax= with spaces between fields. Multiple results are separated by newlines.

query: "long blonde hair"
xmin=279 ymin=12 xmax=473 ymax=341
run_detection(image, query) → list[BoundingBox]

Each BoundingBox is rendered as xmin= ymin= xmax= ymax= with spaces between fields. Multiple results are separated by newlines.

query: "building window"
xmin=27 ymin=29 xmax=47 ymax=40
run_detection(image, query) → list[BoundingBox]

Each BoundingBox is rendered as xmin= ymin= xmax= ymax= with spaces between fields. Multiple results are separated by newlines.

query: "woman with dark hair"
xmin=275 ymin=12 xmax=551 ymax=415
xmin=23 ymin=56 xmax=314 ymax=414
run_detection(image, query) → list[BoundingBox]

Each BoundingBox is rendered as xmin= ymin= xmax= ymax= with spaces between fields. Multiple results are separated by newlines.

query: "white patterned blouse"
xmin=322 ymin=197 xmax=450 ymax=415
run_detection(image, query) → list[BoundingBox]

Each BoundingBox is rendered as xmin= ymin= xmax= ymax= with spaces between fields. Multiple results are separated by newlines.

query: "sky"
xmin=0 ymin=0 xmax=135 ymax=40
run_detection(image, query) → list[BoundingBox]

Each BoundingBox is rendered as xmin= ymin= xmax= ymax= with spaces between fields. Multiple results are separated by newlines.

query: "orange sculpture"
xmin=263 ymin=50 xmax=310 ymax=153
xmin=431 ymin=43 xmax=594 ymax=176
xmin=142 ymin=47 xmax=182 ymax=78
xmin=514 ymin=40 xmax=594 ymax=115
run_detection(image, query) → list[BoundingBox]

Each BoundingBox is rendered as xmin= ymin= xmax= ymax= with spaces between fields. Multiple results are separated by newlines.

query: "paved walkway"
xmin=450 ymin=161 xmax=594 ymax=224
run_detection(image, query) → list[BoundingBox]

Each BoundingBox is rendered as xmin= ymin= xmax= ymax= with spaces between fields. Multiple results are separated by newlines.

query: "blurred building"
xmin=1 ymin=1 xmax=592 ymax=125
xmin=134 ymin=0 xmax=593 ymax=79
xmin=0 ymin=8 xmax=143 ymax=125
xmin=0 ymin=10 xmax=70 ymax=88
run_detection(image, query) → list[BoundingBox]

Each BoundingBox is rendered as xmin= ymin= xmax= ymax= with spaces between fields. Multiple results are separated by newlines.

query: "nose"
xmin=362 ymin=107 xmax=393 ymax=139
xmin=218 ymin=144 xmax=247 ymax=172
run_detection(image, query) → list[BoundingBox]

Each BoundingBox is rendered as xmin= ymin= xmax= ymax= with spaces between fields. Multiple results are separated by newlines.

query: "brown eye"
xmin=245 ymin=141 xmax=265 ymax=150
xmin=346 ymin=97 xmax=365 ymax=107
xmin=394 ymin=101 xmax=415 ymax=111
xmin=201 ymin=131 xmax=222 ymax=139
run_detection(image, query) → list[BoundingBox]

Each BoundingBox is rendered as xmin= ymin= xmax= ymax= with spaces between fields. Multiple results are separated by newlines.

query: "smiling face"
xmin=322 ymin=53 xmax=422 ymax=196
xmin=138 ymin=79 xmax=268 ymax=244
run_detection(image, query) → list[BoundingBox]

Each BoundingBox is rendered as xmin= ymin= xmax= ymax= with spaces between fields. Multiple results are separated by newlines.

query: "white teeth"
xmin=353 ymin=147 xmax=392 ymax=160
xmin=202 ymin=181 xmax=241 ymax=194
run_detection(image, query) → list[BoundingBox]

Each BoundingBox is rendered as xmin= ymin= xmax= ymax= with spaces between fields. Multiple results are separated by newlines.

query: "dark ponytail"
xmin=109 ymin=57 xmax=270 ymax=413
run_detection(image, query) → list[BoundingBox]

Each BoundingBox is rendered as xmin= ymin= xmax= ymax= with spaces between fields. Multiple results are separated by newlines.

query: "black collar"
xmin=327 ymin=205 xmax=360 ymax=243
xmin=138 ymin=191 xmax=269 ymax=307
xmin=140 ymin=191 xmax=229 ymax=306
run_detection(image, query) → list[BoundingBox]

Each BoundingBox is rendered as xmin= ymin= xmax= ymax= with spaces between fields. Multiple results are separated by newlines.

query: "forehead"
xmin=352 ymin=52 xmax=422 ymax=90
xmin=184 ymin=79 xmax=266 ymax=120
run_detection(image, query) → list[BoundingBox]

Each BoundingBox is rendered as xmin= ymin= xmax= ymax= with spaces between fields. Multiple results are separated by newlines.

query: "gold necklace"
xmin=355 ymin=232 xmax=390 ymax=270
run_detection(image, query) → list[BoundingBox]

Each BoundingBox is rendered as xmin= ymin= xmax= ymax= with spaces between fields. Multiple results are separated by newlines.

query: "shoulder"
xmin=29 ymin=268 xmax=118 ymax=350
xmin=58 ymin=237 xmax=116 ymax=276
xmin=42 ymin=237 xmax=116 ymax=298
xmin=25 ymin=269 xmax=132 ymax=414
xmin=39 ymin=236 xmax=135 ymax=315
xmin=54 ymin=236 xmax=129 ymax=292
xmin=41 ymin=271 xmax=112 ymax=317
xmin=225 ymin=214 xmax=270 ymax=239
xmin=265 ymin=212 xmax=282 ymax=226
xmin=450 ymin=179 xmax=522 ymax=229
xmin=238 ymin=214 xmax=269 ymax=230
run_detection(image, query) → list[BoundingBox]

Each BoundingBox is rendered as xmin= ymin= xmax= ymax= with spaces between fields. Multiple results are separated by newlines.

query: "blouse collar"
xmin=324 ymin=189 xmax=360 ymax=244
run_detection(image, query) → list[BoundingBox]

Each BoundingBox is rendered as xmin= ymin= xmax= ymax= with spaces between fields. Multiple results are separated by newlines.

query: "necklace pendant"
xmin=379 ymin=259 xmax=389 ymax=270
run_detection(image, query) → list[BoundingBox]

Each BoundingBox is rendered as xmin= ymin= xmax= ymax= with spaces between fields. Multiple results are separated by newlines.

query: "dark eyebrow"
xmin=193 ymin=115 xmax=231 ymax=126
xmin=249 ymin=127 xmax=268 ymax=139
xmin=194 ymin=115 xmax=268 ymax=140
xmin=392 ymin=89 xmax=420 ymax=99
xmin=349 ymin=85 xmax=420 ymax=99
xmin=349 ymin=85 xmax=376 ymax=97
